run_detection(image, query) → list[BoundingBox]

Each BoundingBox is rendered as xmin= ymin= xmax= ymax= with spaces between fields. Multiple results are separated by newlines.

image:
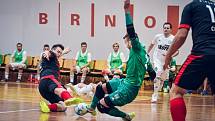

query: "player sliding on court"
xmin=39 ymin=44 xmax=83 ymax=113
xmin=75 ymin=0 xmax=149 ymax=120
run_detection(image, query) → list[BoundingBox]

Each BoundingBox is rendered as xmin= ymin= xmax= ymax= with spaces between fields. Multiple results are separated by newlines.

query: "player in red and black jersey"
xmin=164 ymin=0 xmax=215 ymax=121
xmin=39 ymin=44 xmax=83 ymax=113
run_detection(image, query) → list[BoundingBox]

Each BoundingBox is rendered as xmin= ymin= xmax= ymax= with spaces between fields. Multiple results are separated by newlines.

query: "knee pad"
xmin=103 ymin=96 xmax=114 ymax=107
xmin=96 ymin=101 xmax=110 ymax=113
xmin=94 ymin=84 xmax=105 ymax=99
xmin=106 ymin=82 xmax=113 ymax=94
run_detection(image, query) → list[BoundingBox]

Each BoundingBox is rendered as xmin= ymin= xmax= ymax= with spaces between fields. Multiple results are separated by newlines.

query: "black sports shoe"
xmin=1 ymin=78 xmax=8 ymax=82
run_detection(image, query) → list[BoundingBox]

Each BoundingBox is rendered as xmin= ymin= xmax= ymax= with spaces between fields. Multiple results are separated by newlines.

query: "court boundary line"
xmin=0 ymin=109 xmax=39 ymax=114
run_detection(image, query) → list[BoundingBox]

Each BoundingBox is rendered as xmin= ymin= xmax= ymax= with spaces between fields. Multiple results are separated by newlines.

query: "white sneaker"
xmin=79 ymin=85 xmax=93 ymax=94
xmin=151 ymin=93 xmax=158 ymax=103
xmin=16 ymin=79 xmax=21 ymax=83
xmin=65 ymin=83 xmax=80 ymax=96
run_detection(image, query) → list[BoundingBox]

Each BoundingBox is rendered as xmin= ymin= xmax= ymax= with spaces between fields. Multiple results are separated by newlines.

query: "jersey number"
xmin=206 ymin=5 xmax=215 ymax=23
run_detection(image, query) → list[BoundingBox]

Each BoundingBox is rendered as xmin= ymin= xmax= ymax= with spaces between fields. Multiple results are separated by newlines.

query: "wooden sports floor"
xmin=0 ymin=82 xmax=214 ymax=121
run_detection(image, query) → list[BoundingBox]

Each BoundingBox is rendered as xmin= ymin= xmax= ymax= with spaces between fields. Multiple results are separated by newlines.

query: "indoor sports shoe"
xmin=151 ymin=93 xmax=158 ymax=103
xmin=39 ymin=100 xmax=50 ymax=113
xmin=186 ymin=90 xmax=192 ymax=94
xmin=16 ymin=79 xmax=21 ymax=83
xmin=122 ymin=112 xmax=136 ymax=121
xmin=65 ymin=83 xmax=79 ymax=96
xmin=1 ymin=78 xmax=8 ymax=82
xmin=87 ymin=106 xmax=97 ymax=116
xmin=163 ymin=88 xmax=169 ymax=93
xmin=81 ymin=106 xmax=97 ymax=116
xmin=86 ymin=106 xmax=97 ymax=116
xmin=201 ymin=90 xmax=208 ymax=95
xmin=39 ymin=113 xmax=49 ymax=121
xmin=64 ymin=97 xmax=84 ymax=106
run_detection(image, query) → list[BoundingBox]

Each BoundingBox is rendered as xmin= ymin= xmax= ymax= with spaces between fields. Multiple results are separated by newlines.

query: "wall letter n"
xmin=105 ymin=15 xmax=116 ymax=27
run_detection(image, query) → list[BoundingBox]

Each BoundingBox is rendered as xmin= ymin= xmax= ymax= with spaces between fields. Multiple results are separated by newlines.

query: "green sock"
xmin=107 ymin=107 xmax=127 ymax=118
xmin=163 ymin=80 xmax=168 ymax=88
xmin=90 ymin=85 xmax=105 ymax=109
xmin=90 ymin=96 xmax=99 ymax=109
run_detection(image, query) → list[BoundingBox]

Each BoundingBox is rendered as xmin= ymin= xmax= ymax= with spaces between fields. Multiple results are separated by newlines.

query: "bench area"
xmin=0 ymin=54 xmax=183 ymax=91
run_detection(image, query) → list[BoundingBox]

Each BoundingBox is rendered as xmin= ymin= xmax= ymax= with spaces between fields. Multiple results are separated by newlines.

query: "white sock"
xmin=70 ymin=74 xmax=74 ymax=83
xmin=5 ymin=72 xmax=9 ymax=79
xmin=81 ymin=76 xmax=86 ymax=83
xmin=104 ymin=75 xmax=109 ymax=81
xmin=18 ymin=73 xmax=22 ymax=80
xmin=36 ymin=74 xmax=40 ymax=80
xmin=153 ymin=77 xmax=162 ymax=94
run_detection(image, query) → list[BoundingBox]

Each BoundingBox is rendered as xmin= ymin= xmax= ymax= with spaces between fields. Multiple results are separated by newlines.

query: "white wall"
xmin=0 ymin=0 xmax=192 ymax=64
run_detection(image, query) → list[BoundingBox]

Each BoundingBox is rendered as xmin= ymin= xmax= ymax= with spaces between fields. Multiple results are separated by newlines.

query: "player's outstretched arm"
xmin=61 ymin=47 xmax=71 ymax=57
xmin=42 ymin=50 xmax=51 ymax=61
xmin=124 ymin=0 xmax=136 ymax=40
xmin=124 ymin=0 xmax=141 ymax=50
xmin=164 ymin=28 xmax=188 ymax=70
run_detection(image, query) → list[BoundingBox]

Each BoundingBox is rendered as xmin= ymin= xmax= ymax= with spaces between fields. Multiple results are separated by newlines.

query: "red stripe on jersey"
xmin=41 ymin=75 xmax=62 ymax=88
xmin=178 ymin=24 xmax=190 ymax=29
xmin=174 ymin=54 xmax=203 ymax=85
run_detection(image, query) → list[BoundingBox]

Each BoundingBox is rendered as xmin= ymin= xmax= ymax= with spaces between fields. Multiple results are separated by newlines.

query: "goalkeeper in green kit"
xmin=77 ymin=0 xmax=148 ymax=120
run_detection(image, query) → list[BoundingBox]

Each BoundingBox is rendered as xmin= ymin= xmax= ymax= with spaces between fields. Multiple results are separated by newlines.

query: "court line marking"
xmin=0 ymin=103 xmax=214 ymax=114
xmin=0 ymin=109 xmax=39 ymax=114
xmin=129 ymin=103 xmax=215 ymax=107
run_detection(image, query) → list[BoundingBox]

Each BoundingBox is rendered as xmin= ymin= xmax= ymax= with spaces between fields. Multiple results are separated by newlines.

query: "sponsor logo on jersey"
xmin=158 ymin=44 xmax=170 ymax=51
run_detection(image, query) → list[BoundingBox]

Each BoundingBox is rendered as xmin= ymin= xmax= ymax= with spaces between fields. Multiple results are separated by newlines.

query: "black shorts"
xmin=175 ymin=54 xmax=215 ymax=93
xmin=39 ymin=76 xmax=63 ymax=103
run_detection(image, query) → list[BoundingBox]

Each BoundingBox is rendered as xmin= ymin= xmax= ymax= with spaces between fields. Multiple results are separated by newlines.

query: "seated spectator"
xmin=102 ymin=42 xmax=126 ymax=81
xmin=36 ymin=44 xmax=50 ymax=80
xmin=1 ymin=43 xmax=27 ymax=82
xmin=70 ymin=42 xmax=92 ymax=84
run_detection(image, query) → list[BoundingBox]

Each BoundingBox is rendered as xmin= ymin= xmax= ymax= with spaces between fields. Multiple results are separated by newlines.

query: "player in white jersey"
xmin=148 ymin=22 xmax=178 ymax=103
xmin=66 ymin=82 xmax=102 ymax=98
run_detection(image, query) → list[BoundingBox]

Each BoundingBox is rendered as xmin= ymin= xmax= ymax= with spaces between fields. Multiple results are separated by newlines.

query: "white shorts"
xmin=75 ymin=66 xmax=90 ymax=74
xmin=73 ymin=83 xmax=93 ymax=96
xmin=10 ymin=63 xmax=26 ymax=69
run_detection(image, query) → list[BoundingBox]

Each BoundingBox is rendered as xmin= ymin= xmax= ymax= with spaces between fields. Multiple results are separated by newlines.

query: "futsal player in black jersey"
xmin=39 ymin=44 xmax=83 ymax=113
xmin=164 ymin=0 xmax=215 ymax=121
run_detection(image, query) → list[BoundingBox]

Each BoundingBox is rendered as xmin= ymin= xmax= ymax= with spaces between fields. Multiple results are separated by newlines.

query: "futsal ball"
xmin=74 ymin=103 xmax=88 ymax=116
